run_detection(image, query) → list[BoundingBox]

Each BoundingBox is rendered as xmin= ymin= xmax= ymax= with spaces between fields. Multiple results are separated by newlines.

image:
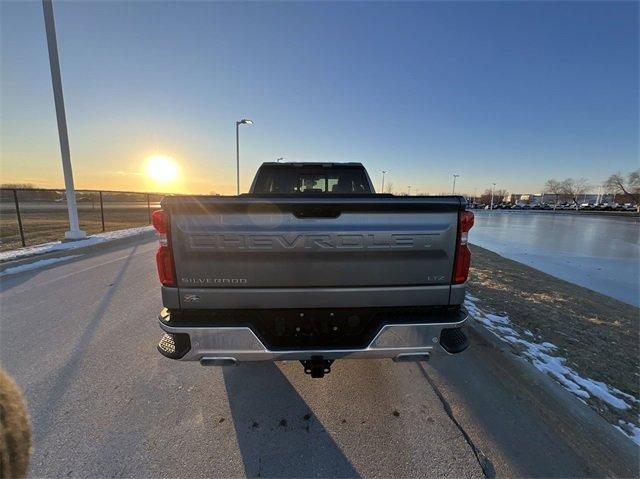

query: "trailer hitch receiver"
xmin=301 ymin=356 xmax=334 ymax=378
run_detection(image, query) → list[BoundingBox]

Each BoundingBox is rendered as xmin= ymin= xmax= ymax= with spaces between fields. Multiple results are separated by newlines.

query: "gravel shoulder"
xmin=467 ymin=244 xmax=639 ymax=438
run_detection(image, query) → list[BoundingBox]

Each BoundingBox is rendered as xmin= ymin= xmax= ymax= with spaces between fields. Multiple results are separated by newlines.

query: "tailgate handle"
xmin=293 ymin=206 xmax=341 ymax=219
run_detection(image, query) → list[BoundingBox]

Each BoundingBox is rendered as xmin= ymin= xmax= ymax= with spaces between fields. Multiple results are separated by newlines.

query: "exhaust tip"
xmin=200 ymin=357 xmax=238 ymax=367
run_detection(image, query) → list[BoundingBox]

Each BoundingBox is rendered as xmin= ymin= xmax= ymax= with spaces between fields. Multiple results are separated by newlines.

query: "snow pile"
xmin=0 ymin=255 xmax=83 ymax=277
xmin=616 ymin=420 xmax=640 ymax=445
xmin=466 ymin=294 xmax=640 ymax=445
xmin=0 ymin=226 xmax=154 ymax=262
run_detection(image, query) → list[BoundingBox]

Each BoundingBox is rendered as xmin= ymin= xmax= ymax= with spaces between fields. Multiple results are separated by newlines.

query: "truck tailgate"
xmin=163 ymin=196 xmax=463 ymax=307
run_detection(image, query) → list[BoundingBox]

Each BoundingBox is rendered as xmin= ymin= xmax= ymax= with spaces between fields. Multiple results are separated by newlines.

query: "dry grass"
xmin=0 ymin=203 xmax=159 ymax=251
xmin=468 ymin=244 xmax=639 ymax=428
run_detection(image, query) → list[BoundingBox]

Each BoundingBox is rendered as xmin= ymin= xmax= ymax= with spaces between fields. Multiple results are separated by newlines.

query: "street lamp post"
xmin=42 ymin=0 xmax=85 ymax=240
xmin=380 ymin=170 xmax=388 ymax=193
xmin=490 ymin=182 xmax=496 ymax=210
xmin=235 ymin=118 xmax=253 ymax=195
xmin=452 ymin=174 xmax=460 ymax=195
xmin=407 ymin=185 xmax=411 ymax=196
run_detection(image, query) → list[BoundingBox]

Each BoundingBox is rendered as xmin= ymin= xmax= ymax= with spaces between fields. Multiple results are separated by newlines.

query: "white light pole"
xmin=43 ymin=0 xmax=85 ymax=240
xmin=380 ymin=170 xmax=388 ymax=193
xmin=490 ymin=182 xmax=496 ymax=209
xmin=235 ymin=118 xmax=253 ymax=195
xmin=452 ymin=174 xmax=460 ymax=195
xmin=407 ymin=185 xmax=411 ymax=196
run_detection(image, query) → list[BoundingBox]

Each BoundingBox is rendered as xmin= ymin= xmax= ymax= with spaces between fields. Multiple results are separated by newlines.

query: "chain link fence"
xmin=0 ymin=188 xmax=166 ymax=251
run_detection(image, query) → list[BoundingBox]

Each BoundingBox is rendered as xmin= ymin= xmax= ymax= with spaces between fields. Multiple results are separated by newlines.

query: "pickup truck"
xmin=153 ymin=162 xmax=474 ymax=377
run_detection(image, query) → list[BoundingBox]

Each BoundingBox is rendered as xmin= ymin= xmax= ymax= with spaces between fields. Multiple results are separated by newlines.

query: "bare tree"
xmin=495 ymin=189 xmax=508 ymax=204
xmin=560 ymin=178 xmax=590 ymax=204
xmin=385 ymin=182 xmax=394 ymax=194
xmin=602 ymin=175 xmax=619 ymax=201
xmin=544 ymin=179 xmax=563 ymax=205
xmin=0 ymin=183 xmax=36 ymax=189
xmin=479 ymin=188 xmax=508 ymax=205
xmin=478 ymin=189 xmax=492 ymax=204
xmin=0 ymin=184 xmax=60 ymax=201
xmin=604 ymin=170 xmax=640 ymax=209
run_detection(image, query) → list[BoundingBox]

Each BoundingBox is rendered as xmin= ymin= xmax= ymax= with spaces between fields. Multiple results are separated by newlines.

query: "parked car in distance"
xmin=558 ymin=203 xmax=578 ymax=210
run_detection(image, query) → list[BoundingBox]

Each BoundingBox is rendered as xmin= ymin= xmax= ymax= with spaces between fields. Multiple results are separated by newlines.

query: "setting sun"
xmin=145 ymin=155 xmax=179 ymax=184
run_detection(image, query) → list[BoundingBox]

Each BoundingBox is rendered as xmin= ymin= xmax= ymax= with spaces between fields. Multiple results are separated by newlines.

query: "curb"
xmin=0 ymin=230 xmax=156 ymax=273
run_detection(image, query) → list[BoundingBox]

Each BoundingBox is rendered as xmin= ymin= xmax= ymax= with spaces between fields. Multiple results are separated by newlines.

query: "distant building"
xmin=508 ymin=193 xmax=617 ymax=205
xmin=507 ymin=193 xmax=543 ymax=205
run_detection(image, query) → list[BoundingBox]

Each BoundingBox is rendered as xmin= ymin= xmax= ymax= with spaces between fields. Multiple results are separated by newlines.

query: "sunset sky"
xmin=1 ymin=1 xmax=638 ymax=195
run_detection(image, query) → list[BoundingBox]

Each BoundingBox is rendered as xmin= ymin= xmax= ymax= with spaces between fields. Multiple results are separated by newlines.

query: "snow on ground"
xmin=466 ymin=293 xmax=640 ymax=445
xmin=616 ymin=421 xmax=640 ymax=445
xmin=0 ymin=226 xmax=154 ymax=262
xmin=0 ymin=255 xmax=83 ymax=277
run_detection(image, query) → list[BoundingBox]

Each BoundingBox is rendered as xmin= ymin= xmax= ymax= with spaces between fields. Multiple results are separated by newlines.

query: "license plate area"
xmin=164 ymin=306 xmax=462 ymax=350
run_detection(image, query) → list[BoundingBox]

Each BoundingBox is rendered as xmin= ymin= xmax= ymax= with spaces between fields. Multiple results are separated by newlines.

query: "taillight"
xmin=453 ymin=210 xmax=474 ymax=284
xmin=156 ymin=245 xmax=176 ymax=286
xmin=152 ymin=210 xmax=176 ymax=287
xmin=152 ymin=209 xmax=168 ymax=235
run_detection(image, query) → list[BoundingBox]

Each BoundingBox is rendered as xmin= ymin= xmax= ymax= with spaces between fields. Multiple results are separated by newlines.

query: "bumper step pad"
xmin=157 ymin=332 xmax=191 ymax=359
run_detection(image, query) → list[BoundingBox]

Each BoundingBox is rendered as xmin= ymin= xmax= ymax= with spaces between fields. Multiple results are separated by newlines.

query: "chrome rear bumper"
xmin=157 ymin=310 xmax=468 ymax=363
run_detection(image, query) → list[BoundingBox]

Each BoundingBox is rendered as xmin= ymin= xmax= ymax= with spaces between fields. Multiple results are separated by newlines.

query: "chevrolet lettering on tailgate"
xmin=187 ymin=233 xmax=435 ymax=251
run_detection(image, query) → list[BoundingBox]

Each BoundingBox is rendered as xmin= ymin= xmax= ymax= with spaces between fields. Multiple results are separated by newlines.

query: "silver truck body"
xmin=156 ymin=163 xmax=470 ymax=369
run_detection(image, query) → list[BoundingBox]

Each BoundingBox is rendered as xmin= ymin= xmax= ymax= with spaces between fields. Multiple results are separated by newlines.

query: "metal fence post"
xmin=13 ymin=189 xmax=26 ymax=247
xmin=99 ymin=191 xmax=105 ymax=232
xmin=147 ymin=193 xmax=151 ymax=224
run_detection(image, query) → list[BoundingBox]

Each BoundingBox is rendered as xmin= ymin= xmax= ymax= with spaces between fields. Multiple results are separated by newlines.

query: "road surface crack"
xmin=418 ymin=364 xmax=496 ymax=479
